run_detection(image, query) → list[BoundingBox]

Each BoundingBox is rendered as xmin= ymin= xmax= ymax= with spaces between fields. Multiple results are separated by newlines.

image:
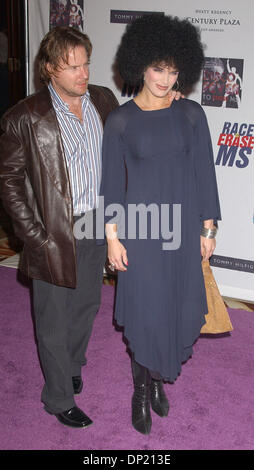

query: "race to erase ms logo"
xmin=215 ymin=122 xmax=254 ymax=168
xmin=202 ymin=57 xmax=244 ymax=109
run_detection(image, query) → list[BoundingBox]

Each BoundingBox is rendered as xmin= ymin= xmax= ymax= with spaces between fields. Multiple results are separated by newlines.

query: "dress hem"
xmin=115 ymin=317 xmax=206 ymax=383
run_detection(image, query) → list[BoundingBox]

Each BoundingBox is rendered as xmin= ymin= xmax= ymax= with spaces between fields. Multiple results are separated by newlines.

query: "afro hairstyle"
xmin=116 ymin=13 xmax=205 ymax=94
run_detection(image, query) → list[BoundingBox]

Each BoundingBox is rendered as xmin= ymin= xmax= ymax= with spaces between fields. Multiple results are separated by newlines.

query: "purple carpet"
xmin=0 ymin=266 xmax=253 ymax=450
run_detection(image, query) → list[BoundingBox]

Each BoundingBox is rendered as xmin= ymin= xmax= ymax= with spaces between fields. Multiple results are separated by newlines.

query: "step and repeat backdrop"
xmin=28 ymin=0 xmax=254 ymax=301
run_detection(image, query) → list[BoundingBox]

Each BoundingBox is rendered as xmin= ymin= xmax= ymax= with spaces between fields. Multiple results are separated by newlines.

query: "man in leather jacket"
xmin=0 ymin=26 xmax=118 ymax=428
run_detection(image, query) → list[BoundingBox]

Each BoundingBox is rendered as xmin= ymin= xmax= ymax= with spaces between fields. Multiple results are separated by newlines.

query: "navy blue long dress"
xmin=100 ymin=98 xmax=221 ymax=382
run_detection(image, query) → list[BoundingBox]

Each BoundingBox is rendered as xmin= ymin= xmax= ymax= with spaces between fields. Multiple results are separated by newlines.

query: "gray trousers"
xmin=33 ymin=230 xmax=106 ymax=414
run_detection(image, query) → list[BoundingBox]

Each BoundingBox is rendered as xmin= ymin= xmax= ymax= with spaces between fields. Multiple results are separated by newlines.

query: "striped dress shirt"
xmin=48 ymin=83 xmax=103 ymax=215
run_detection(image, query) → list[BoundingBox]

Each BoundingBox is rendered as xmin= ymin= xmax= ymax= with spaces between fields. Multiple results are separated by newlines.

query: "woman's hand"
xmin=200 ymin=236 xmax=216 ymax=261
xmin=107 ymin=238 xmax=128 ymax=271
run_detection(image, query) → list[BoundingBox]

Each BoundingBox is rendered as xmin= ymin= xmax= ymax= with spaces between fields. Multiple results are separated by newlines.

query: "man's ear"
xmin=46 ymin=63 xmax=53 ymax=75
xmin=46 ymin=62 xmax=58 ymax=78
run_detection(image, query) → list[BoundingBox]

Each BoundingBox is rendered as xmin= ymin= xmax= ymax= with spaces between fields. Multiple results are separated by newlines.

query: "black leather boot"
xmin=150 ymin=379 xmax=170 ymax=417
xmin=131 ymin=358 xmax=152 ymax=435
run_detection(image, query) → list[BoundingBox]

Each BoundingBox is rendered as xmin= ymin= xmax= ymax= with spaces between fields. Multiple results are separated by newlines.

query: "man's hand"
xmin=169 ymin=90 xmax=184 ymax=104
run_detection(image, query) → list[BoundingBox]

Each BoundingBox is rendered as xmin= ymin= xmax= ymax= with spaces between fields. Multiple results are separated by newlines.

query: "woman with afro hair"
xmin=100 ymin=13 xmax=221 ymax=435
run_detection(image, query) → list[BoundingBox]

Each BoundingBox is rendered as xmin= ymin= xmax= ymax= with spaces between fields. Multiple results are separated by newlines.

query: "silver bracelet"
xmin=201 ymin=227 xmax=217 ymax=239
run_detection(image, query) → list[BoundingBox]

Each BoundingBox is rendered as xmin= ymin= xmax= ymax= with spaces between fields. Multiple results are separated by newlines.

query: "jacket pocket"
xmin=21 ymin=236 xmax=52 ymax=283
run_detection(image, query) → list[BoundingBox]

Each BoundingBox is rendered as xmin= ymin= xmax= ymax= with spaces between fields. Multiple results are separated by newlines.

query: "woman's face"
xmin=143 ymin=64 xmax=179 ymax=98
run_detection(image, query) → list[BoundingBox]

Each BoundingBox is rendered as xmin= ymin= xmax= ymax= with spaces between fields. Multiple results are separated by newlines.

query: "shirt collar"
xmin=48 ymin=82 xmax=90 ymax=115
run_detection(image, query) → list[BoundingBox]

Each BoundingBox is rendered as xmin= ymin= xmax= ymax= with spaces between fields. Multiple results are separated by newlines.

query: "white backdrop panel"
xmin=28 ymin=0 xmax=254 ymax=300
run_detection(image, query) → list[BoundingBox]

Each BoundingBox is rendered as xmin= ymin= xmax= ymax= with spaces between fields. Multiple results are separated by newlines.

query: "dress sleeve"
xmin=99 ymin=110 xmax=127 ymax=226
xmin=194 ymin=107 xmax=221 ymax=222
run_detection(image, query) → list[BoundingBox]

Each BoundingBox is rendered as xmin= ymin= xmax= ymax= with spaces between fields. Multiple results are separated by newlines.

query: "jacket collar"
xmin=28 ymin=87 xmax=71 ymax=198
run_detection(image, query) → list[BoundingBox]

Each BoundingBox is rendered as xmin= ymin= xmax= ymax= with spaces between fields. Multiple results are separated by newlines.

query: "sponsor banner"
xmin=215 ymin=121 xmax=254 ymax=169
xmin=210 ymin=255 xmax=254 ymax=274
xmin=110 ymin=10 xmax=164 ymax=24
xmin=186 ymin=8 xmax=241 ymax=34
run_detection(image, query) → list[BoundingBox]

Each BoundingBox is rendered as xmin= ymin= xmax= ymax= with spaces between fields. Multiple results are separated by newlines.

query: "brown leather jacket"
xmin=0 ymin=85 xmax=118 ymax=287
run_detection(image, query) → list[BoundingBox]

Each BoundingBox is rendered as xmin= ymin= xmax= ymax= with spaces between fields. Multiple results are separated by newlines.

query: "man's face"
xmin=48 ymin=45 xmax=89 ymax=99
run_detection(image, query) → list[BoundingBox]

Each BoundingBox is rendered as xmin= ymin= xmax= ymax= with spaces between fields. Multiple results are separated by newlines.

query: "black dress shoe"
xmin=72 ymin=376 xmax=83 ymax=395
xmin=46 ymin=406 xmax=93 ymax=428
